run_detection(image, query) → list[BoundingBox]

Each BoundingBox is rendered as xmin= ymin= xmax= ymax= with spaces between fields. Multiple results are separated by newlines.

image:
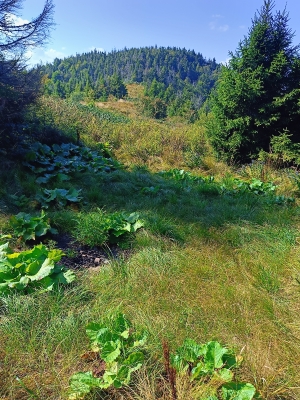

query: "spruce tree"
xmin=209 ymin=0 xmax=300 ymax=163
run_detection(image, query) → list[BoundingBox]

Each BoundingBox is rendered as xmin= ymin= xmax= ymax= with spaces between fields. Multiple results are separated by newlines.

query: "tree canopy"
xmin=0 ymin=0 xmax=54 ymax=148
xmin=39 ymin=46 xmax=220 ymax=118
xmin=0 ymin=0 xmax=54 ymax=57
xmin=208 ymin=0 xmax=300 ymax=163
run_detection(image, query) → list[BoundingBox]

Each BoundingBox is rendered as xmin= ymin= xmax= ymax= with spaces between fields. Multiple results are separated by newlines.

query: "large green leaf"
xmin=205 ymin=341 xmax=228 ymax=369
xmin=85 ymin=323 xmax=105 ymax=343
xmin=96 ymin=329 xmax=119 ymax=347
xmin=221 ymin=382 xmax=256 ymax=400
xmin=6 ymin=252 xmax=23 ymax=266
xmin=88 ymin=326 xmax=119 ymax=350
xmin=113 ymin=313 xmax=131 ymax=335
xmin=34 ymin=222 xmax=49 ymax=237
xmin=191 ymin=361 xmax=213 ymax=379
xmin=133 ymin=330 xmax=148 ymax=347
xmin=0 ymin=282 xmax=10 ymax=294
xmin=112 ymin=223 xmax=131 ymax=236
xmin=0 ymin=243 xmax=74 ymax=295
xmin=123 ymin=352 xmax=144 ymax=370
xmin=223 ymin=352 xmax=242 ymax=369
xmin=125 ymin=213 xmax=144 ymax=232
xmin=132 ymin=219 xmax=144 ymax=232
xmin=171 ymin=338 xmax=206 ymax=373
xmin=101 ymin=341 xmax=121 ymax=362
xmin=53 ymin=269 xmax=76 ymax=284
xmin=125 ymin=212 xmax=140 ymax=224
xmin=38 ymin=269 xmax=76 ymax=291
xmin=47 ymin=248 xmax=65 ymax=263
xmin=0 ymin=264 xmax=18 ymax=281
xmin=214 ymin=368 xmax=234 ymax=382
xmin=66 ymin=188 xmax=82 ymax=202
xmin=102 ymin=369 xmax=117 ymax=387
xmin=25 ymin=260 xmax=41 ymax=275
xmin=17 ymin=245 xmax=47 ymax=263
xmin=28 ymin=258 xmax=55 ymax=281
xmin=115 ymin=365 xmax=130 ymax=386
xmin=69 ymin=371 xmax=102 ymax=399
xmin=13 ymin=276 xmax=30 ymax=291
xmin=9 ymin=211 xmax=54 ymax=242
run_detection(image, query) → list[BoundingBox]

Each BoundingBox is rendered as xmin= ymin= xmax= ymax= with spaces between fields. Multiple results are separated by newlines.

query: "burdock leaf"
xmin=221 ymin=382 xmax=256 ymax=400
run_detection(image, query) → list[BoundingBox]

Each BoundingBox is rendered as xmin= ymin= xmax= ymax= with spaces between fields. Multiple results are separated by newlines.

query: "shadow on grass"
xmin=1 ymin=151 xmax=297 ymax=246
xmin=73 ymin=167 xmax=297 ymax=243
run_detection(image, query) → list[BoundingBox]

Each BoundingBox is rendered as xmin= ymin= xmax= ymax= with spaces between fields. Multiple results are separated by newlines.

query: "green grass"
xmin=0 ymin=98 xmax=300 ymax=400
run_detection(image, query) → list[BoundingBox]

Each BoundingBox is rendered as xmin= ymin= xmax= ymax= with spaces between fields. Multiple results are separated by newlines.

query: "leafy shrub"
xmin=258 ymin=132 xmax=300 ymax=168
xmin=23 ymin=142 xmax=122 ymax=184
xmin=171 ymin=339 xmax=238 ymax=381
xmin=74 ymin=210 xmax=144 ymax=247
xmin=68 ymin=314 xmax=147 ymax=399
xmin=159 ymin=168 xmax=214 ymax=185
xmin=0 ymin=241 xmax=75 ymax=295
xmin=9 ymin=194 xmax=30 ymax=208
xmin=36 ymin=188 xmax=82 ymax=209
xmin=171 ymin=339 xmax=257 ymax=400
xmin=220 ymin=178 xmax=276 ymax=196
xmin=158 ymin=169 xmax=296 ymax=206
xmin=9 ymin=210 xmax=57 ymax=241
xmin=139 ymin=96 xmax=167 ymax=119
xmin=288 ymin=170 xmax=300 ymax=194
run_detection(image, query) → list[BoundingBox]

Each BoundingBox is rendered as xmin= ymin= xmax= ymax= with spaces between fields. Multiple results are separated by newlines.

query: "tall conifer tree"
xmin=209 ymin=0 xmax=300 ymax=163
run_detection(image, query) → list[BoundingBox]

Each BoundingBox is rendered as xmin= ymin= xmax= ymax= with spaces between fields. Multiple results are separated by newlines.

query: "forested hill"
xmin=41 ymin=46 xmax=218 ymax=84
xmin=39 ymin=47 xmax=220 ymax=116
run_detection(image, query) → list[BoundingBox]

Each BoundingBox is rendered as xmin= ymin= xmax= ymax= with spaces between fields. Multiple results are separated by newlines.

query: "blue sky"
xmin=20 ymin=0 xmax=300 ymax=66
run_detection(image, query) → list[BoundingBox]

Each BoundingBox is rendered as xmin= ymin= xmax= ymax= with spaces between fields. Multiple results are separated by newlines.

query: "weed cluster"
xmin=0 ymin=238 xmax=75 ymax=295
xmin=68 ymin=315 xmax=258 ymax=400
xmin=74 ymin=210 xmax=144 ymax=247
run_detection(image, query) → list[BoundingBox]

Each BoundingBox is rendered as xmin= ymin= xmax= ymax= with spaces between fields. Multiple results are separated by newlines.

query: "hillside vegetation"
xmin=0 ymin=84 xmax=300 ymax=400
xmin=0 ymin=1 xmax=300 ymax=399
xmin=39 ymin=47 xmax=219 ymax=119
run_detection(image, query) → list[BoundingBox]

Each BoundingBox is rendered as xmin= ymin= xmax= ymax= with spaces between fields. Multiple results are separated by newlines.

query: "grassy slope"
xmin=0 ymin=87 xmax=299 ymax=399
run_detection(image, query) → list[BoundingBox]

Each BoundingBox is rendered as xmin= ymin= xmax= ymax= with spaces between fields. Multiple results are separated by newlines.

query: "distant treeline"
xmin=39 ymin=47 xmax=220 ymax=118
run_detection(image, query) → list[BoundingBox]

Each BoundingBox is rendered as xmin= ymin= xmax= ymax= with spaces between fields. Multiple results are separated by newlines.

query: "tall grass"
xmin=0 ymin=91 xmax=299 ymax=399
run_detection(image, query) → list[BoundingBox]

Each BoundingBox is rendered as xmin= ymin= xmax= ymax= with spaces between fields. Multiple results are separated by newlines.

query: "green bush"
xmin=0 ymin=240 xmax=75 ymax=295
xmin=139 ymin=96 xmax=167 ymax=119
xmin=9 ymin=210 xmax=57 ymax=242
xmin=68 ymin=314 xmax=147 ymax=399
xmin=74 ymin=210 xmax=144 ymax=247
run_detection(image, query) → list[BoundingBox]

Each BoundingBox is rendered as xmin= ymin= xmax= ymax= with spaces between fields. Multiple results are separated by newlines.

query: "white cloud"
xmin=6 ymin=13 xmax=29 ymax=25
xmin=209 ymin=21 xmax=229 ymax=32
xmin=25 ymin=45 xmax=105 ymax=67
xmin=25 ymin=47 xmax=66 ymax=66
xmin=209 ymin=13 xmax=229 ymax=32
xmin=219 ymin=24 xmax=229 ymax=32
xmin=4 ymin=14 xmax=66 ymax=66
xmin=4 ymin=13 xmax=29 ymax=38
